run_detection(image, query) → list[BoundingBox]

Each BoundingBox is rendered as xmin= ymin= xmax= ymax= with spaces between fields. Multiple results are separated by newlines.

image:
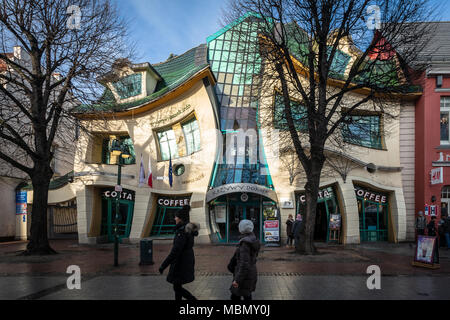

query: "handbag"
xmin=227 ymin=251 xmax=237 ymax=274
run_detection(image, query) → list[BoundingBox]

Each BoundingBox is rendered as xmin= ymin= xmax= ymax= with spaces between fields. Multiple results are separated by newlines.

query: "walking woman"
xmin=159 ymin=205 xmax=199 ymax=300
xmin=285 ymin=214 xmax=294 ymax=248
xmin=229 ymin=219 xmax=260 ymax=301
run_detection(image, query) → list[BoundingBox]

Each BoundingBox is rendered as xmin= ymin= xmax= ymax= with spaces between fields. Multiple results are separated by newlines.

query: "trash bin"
xmin=139 ymin=238 xmax=154 ymax=265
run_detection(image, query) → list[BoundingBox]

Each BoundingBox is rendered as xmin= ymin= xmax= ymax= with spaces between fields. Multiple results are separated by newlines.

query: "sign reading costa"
xmin=103 ymin=190 xmax=135 ymax=202
xmin=354 ymin=187 xmax=387 ymax=204
xmin=158 ymin=197 xmax=190 ymax=208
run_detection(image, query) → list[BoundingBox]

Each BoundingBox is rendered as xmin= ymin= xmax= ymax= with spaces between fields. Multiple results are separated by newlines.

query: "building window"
xmin=342 ymin=114 xmax=383 ymax=149
xmin=157 ymin=129 xmax=179 ymax=161
xmin=101 ymin=135 xmax=136 ymax=165
xmin=440 ymin=97 xmax=450 ymax=144
xmin=273 ymin=92 xmax=308 ymax=132
xmin=182 ymin=118 xmax=201 ymax=155
xmin=112 ymin=73 xmax=142 ymax=100
xmin=327 ymin=47 xmax=351 ymax=79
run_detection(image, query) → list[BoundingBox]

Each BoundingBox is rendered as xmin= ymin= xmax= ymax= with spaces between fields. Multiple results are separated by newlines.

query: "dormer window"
xmin=112 ymin=73 xmax=142 ymax=100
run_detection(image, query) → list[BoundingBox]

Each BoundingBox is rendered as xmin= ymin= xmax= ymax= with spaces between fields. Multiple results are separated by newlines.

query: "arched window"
xmin=441 ymin=186 xmax=450 ymax=199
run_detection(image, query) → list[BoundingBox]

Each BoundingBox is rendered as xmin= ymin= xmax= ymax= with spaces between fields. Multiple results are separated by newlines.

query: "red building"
xmin=414 ymin=22 xmax=450 ymax=230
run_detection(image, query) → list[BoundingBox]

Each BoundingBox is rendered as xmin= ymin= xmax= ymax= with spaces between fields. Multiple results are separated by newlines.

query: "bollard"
xmin=139 ymin=238 xmax=154 ymax=265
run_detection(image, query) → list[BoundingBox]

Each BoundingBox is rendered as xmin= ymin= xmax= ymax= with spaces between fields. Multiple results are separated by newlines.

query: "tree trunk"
xmin=23 ymin=163 xmax=57 ymax=256
xmin=296 ymin=157 xmax=324 ymax=255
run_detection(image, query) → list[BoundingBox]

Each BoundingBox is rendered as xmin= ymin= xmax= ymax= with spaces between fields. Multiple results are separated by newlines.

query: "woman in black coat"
xmin=159 ymin=205 xmax=199 ymax=300
xmin=229 ymin=219 xmax=260 ymax=301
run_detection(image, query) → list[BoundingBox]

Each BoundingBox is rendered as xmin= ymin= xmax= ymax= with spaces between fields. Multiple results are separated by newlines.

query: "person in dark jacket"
xmin=159 ymin=205 xmax=199 ymax=301
xmin=444 ymin=215 xmax=450 ymax=250
xmin=416 ymin=211 xmax=426 ymax=236
xmin=229 ymin=219 xmax=260 ymax=301
xmin=285 ymin=214 xmax=294 ymax=247
xmin=427 ymin=216 xmax=437 ymax=237
xmin=291 ymin=214 xmax=303 ymax=248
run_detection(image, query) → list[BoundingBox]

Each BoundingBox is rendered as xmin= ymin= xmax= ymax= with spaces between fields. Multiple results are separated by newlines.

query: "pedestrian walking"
xmin=292 ymin=214 xmax=303 ymax=248
xmin=285 ymin=214 xmax=294 ymax=247
xmin=159 ymin=205 xmax=199 ymax=301
xmin=444 ymin=214 xmax=450 ymax=250
xmin=228 ymin=219 xmax=260 ymax=301
xmin=416 ymin=211 xmax=427 ymax=236
xmin=438 ymin=215 xmax=446 ymax=248
xmin=427 ymin=216 xmax=437 ymax=237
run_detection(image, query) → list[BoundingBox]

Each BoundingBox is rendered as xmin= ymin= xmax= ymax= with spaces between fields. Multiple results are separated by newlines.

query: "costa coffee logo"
xmin=355 ymin=187 xmax=387 ymax=204
xmin=157 ymin=197 xmax=190 ymax=207
xmin=103 ymin=190 xmax=135 ymax=201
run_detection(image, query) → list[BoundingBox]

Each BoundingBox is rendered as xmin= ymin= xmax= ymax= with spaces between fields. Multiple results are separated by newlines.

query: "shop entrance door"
xmin=314 ymin=202 xmax=329 ymax=241
xmin=228 ymin=201 xmax=261 ymax=242
xmin=107 ymin=200 xmax=134 ymax=243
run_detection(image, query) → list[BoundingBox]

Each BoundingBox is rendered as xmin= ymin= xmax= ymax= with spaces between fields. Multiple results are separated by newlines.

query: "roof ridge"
xmin=152 ymin=43 xmax=205 ymax=67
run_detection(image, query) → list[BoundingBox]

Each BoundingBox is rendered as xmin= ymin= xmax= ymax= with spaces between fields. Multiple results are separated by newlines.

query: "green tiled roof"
xmin=23 ymin=171 xmax=74 ymax=191
xmin=75 ymin=44 xmax=209 ymax=114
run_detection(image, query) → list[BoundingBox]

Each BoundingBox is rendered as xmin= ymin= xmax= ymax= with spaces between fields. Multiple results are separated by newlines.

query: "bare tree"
xmin=0 ymin=0 xmax=132 ymax=255
xmin=222 ymin=0 xmax=435 ymax=254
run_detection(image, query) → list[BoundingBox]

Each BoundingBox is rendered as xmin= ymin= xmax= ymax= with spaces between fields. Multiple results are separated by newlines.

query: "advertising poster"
xmin=415 ymin=236 xmax=438 ymax=265
xmin=263 ymin=204 xmax=280 ymax=244
xmin=15 ymin=191 xmax=27 ymax=215
xmin=264 ymin=220 xmax=279 ymax=242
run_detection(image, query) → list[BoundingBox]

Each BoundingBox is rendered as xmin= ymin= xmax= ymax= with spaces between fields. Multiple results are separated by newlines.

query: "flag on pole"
xmin=169 ymin=156 xmax=173 ymax=188
xmin=139 ymin=154 xmax=146 ymax=187
xmin=148 ymin=155 xmax=153 ymax=188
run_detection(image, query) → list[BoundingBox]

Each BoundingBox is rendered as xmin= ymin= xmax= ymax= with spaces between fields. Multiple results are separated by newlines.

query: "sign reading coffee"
xmin=354 ymin=187 xmax=387 ymax=204
xmin=157 ymin=197 xmax=190 ymax=208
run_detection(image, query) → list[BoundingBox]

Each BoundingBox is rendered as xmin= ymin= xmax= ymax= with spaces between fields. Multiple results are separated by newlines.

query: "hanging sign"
xmin=431 ymin=167 xmax=444 ymax=185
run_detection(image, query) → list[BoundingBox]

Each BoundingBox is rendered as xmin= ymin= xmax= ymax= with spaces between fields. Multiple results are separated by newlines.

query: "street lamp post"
xmin=111 ymin=137 xmax=131 ymax=267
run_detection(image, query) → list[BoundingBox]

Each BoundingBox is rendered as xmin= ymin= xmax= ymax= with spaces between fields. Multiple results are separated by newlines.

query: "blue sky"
xmin=115 ymin=0 xmax=450 ymax=65
xmin=116 ymin=0 xmax=225 ymax=64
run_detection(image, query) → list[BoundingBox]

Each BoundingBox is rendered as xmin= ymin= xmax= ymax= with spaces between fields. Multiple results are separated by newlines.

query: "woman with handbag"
xmin=228 ymin=219 xmax=260 ymax=301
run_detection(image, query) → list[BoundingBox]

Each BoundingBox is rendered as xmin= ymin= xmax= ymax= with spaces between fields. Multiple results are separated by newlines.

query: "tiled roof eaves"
xmin=75 ymin=65 xmax=211 ymax=115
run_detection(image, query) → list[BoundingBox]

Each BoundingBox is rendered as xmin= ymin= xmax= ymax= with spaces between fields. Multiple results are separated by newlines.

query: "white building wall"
xmin=400 ymin=102 xmax=416 ymax=241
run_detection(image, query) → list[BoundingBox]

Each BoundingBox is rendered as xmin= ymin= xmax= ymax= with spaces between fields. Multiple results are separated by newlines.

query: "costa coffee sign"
xmin=355 ymin=187 xmax=387 ymax=204
xmin=103 ymin=190 xmax=135 ymax=202
xmin=157 ymin=197 xmax=190 ymax=208
xmin=298 ymin=188 xmax=334 ymax=204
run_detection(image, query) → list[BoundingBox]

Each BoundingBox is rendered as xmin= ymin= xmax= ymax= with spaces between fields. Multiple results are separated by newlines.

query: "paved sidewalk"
xmin=0 ymin=240 xmax=449 ymax=300
xmin=1 ymin=275 xmax=449 ymax=300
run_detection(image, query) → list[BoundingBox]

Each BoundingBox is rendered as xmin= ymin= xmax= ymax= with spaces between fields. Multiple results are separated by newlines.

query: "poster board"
xmin=412 ymin=236 xmax=440 ymax=269
xmin=263 ymin=203 xmax=280 ymax=246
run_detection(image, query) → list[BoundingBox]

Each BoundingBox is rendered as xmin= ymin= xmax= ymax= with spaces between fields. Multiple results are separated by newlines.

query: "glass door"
xmin=359 ymin=200 xmax=389 ymax=242
xmin=107 ymin=200 xmax=134 ymax=243
xmin=228 ymin=201 xmax=261 ymax=243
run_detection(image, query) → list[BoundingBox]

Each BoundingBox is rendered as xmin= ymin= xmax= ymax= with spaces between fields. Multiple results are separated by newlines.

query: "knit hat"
xmin=175 ymin=205 xmax=191 ymax=223
xmin=239 ymin=219 xmax=254 ymax=234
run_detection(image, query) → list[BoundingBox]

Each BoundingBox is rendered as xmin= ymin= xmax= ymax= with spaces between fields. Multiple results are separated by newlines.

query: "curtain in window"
xmin=182 ymin=119 xmax=201 ymax=155
xmin=158 ymin=130 xmax=178 ymax=161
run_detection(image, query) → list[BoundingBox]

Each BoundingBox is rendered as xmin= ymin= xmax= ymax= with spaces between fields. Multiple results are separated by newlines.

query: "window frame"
xmin=341 ymin=109 xmax=385 ymax=150
xmin=156 ymin=128 xmax=179 ymax=162
xmin=440 ymin=97 xmax=450 ymax=145
xmin=181 ymin=116 xmax=202 ymax=156
xmin=272 ymin=89 xmax=308 ymax=132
